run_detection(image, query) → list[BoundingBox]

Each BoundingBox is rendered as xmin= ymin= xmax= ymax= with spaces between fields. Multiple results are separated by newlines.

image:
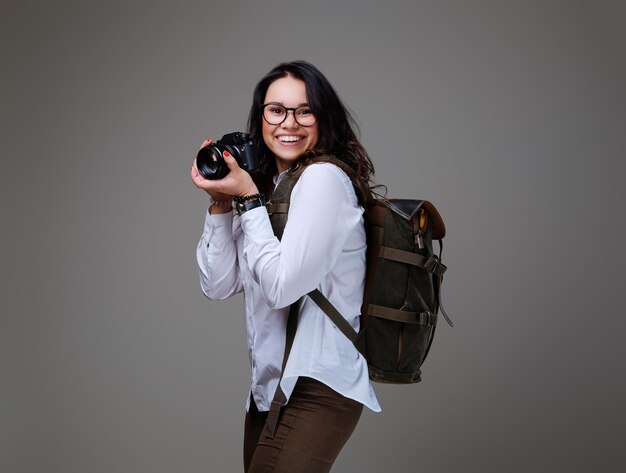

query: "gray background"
xmin=2 ymin=0 xmax=625 ymax=472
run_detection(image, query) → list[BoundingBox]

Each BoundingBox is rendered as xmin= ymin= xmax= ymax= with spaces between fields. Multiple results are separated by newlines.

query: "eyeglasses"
xmin=261 ymin=103 xmax=317 ymax=127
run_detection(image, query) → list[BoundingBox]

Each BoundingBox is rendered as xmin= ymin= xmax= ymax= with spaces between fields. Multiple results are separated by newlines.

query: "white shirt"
xmin=196 ymin=162 xmax=381 ymax=413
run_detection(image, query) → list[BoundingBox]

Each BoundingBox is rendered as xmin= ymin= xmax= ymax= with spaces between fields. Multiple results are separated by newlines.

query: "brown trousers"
xmin=243 ymin=377 xmax=363 ymax=473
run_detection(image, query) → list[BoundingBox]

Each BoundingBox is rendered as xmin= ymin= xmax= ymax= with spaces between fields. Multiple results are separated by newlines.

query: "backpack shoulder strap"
xmin=267 ymin=155 xmax=355 ymax=239
xmin=308 ymin=289 xmax=362 ymax=351
xmin=265 ymin=156 xmax=362 ymax=438
xmin=264 ymin=300 xmax=299 ymax=438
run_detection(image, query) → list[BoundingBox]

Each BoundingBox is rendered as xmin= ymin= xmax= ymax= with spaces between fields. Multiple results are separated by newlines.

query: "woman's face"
xmin=262 ymin=75 xmax=319 ymax=173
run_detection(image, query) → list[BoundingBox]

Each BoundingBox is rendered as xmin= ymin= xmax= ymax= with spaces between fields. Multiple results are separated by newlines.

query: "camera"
xmin=196 ymin=132 xmax=260 ymax=180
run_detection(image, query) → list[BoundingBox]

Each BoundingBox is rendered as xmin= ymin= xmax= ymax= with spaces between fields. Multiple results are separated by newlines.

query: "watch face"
xmin=236 ymin=196 xmax=266 ymax=215
xmin=236 ymin=201 xmax=246 ymax=215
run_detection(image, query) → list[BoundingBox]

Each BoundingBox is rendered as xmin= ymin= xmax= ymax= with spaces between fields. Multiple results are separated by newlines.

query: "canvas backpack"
xmin=263 ymin=155 xmax=453 ymax=437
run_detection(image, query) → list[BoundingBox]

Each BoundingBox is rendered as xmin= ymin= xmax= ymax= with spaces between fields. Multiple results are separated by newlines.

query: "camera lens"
xmin=196 ymin=145 xmax=229 ymax=180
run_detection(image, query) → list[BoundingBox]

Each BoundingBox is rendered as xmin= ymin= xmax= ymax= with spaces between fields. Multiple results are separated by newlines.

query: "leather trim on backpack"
xmin=379 ymin=198 xmax=446 ymax=240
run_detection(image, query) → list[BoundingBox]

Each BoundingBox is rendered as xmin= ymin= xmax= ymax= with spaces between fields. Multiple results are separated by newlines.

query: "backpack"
xmin=263 ymin=155 xmax=453 ymax=437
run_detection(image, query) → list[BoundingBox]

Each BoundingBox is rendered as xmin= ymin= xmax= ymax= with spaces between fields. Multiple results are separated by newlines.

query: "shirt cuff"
xmin=239 ymin=206 xmax=275 ymax=242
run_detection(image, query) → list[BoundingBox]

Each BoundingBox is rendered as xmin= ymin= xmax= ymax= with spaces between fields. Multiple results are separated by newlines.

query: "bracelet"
xmin=234 ymin=193 xmax=263 ymax=204
xmin=210 ymin=197 xmax=232 ymax=207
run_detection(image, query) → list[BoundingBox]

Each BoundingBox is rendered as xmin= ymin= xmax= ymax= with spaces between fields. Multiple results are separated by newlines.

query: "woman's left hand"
xmin=191 ymin=150 xmax=259 ymax=197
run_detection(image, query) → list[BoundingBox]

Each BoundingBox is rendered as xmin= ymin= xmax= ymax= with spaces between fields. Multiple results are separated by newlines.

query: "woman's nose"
xmin=281 ymin=110 xmax=299 ymax=128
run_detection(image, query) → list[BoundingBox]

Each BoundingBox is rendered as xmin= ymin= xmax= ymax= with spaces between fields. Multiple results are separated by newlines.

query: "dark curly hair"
xmin=247 ymin=61 xmax=375 ymax=204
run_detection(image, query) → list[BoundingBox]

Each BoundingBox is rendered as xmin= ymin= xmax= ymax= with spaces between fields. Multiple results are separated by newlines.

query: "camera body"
xmin=196 ymin=132 xmax=260 ymax=180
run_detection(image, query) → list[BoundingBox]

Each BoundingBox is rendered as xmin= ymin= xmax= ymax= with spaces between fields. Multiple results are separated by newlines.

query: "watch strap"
xmin=236 ymin=195 xmax=266 ymax=215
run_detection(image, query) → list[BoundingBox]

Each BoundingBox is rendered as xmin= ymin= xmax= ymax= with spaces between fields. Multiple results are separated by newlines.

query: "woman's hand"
xmin=190 ymin=138 xmax=260 ymax=199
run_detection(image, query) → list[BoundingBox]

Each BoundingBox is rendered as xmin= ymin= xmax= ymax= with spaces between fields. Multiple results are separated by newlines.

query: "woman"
xmin=191 ymin=61 xmax=380 ymax=473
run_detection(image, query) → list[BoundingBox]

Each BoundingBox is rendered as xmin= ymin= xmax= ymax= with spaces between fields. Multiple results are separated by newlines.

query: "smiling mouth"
xmin=278 ymin=136 xmax=303 ymax=143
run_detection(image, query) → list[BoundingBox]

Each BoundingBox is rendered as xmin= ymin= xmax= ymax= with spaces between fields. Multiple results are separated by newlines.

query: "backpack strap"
xmin=308 ymin=289 xmax=363 ymax=347
xmin=266 ymin=202 xmax=290 ymax=214
xmin=265 ymin=300 xmax=299 ymax=438
xmin=264 ymin=155 xmax=360 ymax=438
xmin=366 ymin=304 xmax=438 ymax=325
xmin=375 ymin=246 xmax=447 ymax=277
xmin=265 ymin=287 xmax=366 ymax=438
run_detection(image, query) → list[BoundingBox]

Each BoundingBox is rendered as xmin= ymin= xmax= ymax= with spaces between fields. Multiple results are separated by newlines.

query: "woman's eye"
xmin=297 ymin=108 xmax=312 ymax=116
xmin=269 ymin=107 xmax=285 ymax=115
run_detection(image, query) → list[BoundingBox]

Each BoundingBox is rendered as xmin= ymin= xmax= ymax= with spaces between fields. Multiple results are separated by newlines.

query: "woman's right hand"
xmin=190 ymin=138 xmax=232 ymax=202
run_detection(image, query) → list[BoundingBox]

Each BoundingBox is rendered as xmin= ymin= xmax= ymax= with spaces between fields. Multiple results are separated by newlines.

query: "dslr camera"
xmin=196 ymin=132 xmax=260 ymax=180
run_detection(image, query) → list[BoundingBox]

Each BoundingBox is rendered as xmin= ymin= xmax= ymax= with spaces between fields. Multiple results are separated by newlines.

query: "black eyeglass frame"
xmin=260 ymin=103 xmax=317 ymax=127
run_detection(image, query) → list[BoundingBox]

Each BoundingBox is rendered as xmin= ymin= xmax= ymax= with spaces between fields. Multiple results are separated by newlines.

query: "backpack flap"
xmin=383 ymin=199 xmax=446 ymax=240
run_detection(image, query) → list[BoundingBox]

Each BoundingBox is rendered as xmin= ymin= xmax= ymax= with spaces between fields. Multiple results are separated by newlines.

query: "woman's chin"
xmin=274 ymin=153 xmax=304 ymax=172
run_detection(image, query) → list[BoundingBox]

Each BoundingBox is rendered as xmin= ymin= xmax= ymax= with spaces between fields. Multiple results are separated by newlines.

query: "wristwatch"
xmin=235 ymin=194 xmax=266 ymax=215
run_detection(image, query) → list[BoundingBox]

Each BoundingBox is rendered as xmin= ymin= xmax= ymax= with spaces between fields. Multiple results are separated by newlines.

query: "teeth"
xmin=279 ymin=136 xmax=302 ymax=142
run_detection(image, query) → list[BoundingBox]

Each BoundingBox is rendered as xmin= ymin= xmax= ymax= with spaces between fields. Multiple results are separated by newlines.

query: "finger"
xmin=201 ymin=138 xmax=213 ymax=147
xmin=191 ymin=168 xmax=205 ymax=186
xmin=192 ymin=172 xmax=217 ymax=190
xmin=191 ymin=157 xmax=200 ymax=177
xmin=223 ymin=151 xmax=240 ymax=171
xmin=191 ymin=161 xmax=211 ymax=186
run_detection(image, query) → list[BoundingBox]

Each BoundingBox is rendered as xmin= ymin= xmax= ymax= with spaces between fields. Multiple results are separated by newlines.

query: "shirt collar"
xmin=273 ymin=169 xmax=289 ymax=187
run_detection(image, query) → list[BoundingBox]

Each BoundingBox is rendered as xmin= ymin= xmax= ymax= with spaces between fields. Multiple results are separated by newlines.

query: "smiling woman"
xmin=190 ymin=61 xmax=377 ymax=473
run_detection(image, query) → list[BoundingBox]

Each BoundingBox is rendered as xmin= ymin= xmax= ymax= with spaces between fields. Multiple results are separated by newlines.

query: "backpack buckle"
xmin=424 ymin=256 xmax=440 ymax=273
xmin=419 ymin=311 xmax=437 ymax=326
